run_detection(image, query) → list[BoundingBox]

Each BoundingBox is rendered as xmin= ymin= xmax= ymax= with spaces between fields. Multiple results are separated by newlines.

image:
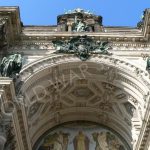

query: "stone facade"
xmin=0 ymin=6 xmax=150 ymax=150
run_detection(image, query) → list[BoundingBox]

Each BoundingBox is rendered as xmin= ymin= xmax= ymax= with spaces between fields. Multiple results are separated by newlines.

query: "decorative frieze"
xmin=6 ymin=41 xmax=150 ymax=52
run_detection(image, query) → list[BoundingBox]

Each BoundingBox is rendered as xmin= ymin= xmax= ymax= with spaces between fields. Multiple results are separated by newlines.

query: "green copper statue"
xmin=0 ymin=54 xmax=22 ymax=77
xmin=72 ymin=16 xmax=89 ymax=32
xmin=93 ymin=41 xmax=110 ymax=54
xmin=53 ymin=36 xmax=112 ymax=61
xmin=146 ymin=57 xmax=150 ymax=71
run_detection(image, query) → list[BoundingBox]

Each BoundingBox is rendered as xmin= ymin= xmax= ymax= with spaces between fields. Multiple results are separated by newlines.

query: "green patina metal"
xmin=0 ymin=54 xmax=22 ymax=77
xmin=146 ymin=57 xmax=150 ymax=71
xmin=72 ymin=16 xmax=89 ymax=32
xmin=53 ymin=36 xmax=112 ymax=61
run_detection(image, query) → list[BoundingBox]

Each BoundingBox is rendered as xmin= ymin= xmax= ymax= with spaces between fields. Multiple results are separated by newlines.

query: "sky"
xmin=0 ymin=0 xmax=150 ymax=27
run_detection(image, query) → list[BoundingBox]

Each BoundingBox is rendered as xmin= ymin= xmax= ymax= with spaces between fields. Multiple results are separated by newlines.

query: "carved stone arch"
xmin=16 ymin=54 xmax=150 ymax=150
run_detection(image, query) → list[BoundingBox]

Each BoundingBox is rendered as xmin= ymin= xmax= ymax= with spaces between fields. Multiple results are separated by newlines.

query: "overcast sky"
xmin=0 ymin=0 xmax=150 ymax=26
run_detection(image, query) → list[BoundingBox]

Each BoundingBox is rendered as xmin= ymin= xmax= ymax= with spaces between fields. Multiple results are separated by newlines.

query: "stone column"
xmin=0 ymin=135 xmax=6 ymax=150
xmin=67 ymin=22 xmax=72 ymax=32
xmin=94 ymin=24 xmax=102 ymax=32
xmin=88 ymin=26 xmax=93 ymax=32
xmin=57 ymin=24 xmax=67 ymax=32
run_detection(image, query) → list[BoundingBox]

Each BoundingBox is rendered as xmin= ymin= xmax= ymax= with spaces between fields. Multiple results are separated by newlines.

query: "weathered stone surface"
xmin=0 ymin=7 xmax=150 ymax=150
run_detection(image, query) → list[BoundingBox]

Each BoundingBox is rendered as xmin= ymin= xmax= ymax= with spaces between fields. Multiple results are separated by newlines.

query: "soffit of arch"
xmin=19 ymin=54 xmax=150 ymax=93
xmin=18 ymin=55 xmax=149 ymax=115
xmin=23 ymin=65 xmax=146 ymax=102
xmin=16 ymin=54 xmax=150 ymax=148
xmin=26 ymin=79 xmax=142 ymax=131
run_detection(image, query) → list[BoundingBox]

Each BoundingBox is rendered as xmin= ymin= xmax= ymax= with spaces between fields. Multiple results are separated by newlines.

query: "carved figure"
xmin=0 ymin=54 xmax=22 ymax=77
xmin=73 ymin=131 xmax=89 ymax=150
xmin=92 ymin=132 xmax=109 ymax=150
xmin=42 ymin=131 xmax=69 ymax=150
xmin=93 ymin=41 xmax=111 ymax=54
xmin=146 ymin=57 xmax=150 ymax=71
xmin=73 ymin=21 xmax=87 ymax=32
xmin=93 ymin=131 xmax=126 ymax=150
xmin=53 ymin=36 xmax=112 ymax=61
xmin=73 ymin=16 xmax=89 ymax=32
xmin=106 ymin=132 xmax=125 ymax=150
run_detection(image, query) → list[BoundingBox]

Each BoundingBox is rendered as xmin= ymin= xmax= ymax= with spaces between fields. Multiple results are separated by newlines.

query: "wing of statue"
xmin=52 ymin=40 xmax=67 ymax=52
xmin=102 ymin=41 xmax=111 ymax=50
xmin=1 ymin=57 xmax=7 ymax=64
xmin=52 ymin=40 xmax=64 ymax=46
xmin=0 ymin=57 xmax=7 ymax=75
xmin=70 ymin=36 xmax=80 ymax=44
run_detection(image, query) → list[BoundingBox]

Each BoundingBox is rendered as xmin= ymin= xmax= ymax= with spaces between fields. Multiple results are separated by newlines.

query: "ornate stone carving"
xmin=2 ymin=6 xmax=150 ymax=150
xmin=9 ymin=42 xmax=150 ymax=51
xmin=54 ymin=112 xmax=61 ymax=124
xmin=124 ymin=117 xmax=132 ymax=127
xmin=4 ymin=123 xmax=16 ymax=150
xmin=70 ymin=86 xmax=94 ymax=99
xmin=15 ymin=54 xmax=148 ymax=150
xmin=0 ymin=118 xmax=16 ymax=150
xmin=98 ymin=113 xmax=110 ymax=124
xmin=124 ymin=102 xmax=136 ymax=117
xmin=28 ymin=102 xmax=43 ymax=119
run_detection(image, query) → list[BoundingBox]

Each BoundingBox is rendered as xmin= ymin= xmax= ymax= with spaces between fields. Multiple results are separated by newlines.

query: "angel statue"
xmin=106 ymin=132 xmax=125 ymax=150
xmin=40 ymin=131 xmax=69 ymax=150
xmin=93 ymin=41 xmax=112 ymax=55
xmin=73 ymin=16 xmax=89 ymax=32
xmin=92 ymin=132 xmax=109 ymax=150
xmin=0 ymin=54 xmax=22 ymax=77
xmin=146 ymin=57 xmax=150 ymax=71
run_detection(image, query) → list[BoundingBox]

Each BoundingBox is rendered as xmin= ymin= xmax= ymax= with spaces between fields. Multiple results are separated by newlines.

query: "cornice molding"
xmin=0 ymin=7 xmax=150 ymax=49
xmin=8 ymin=41 xmax=150 ymax=51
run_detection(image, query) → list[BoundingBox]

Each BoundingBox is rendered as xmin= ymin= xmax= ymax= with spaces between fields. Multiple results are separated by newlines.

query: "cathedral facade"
xmin=0 ymin=6 xmax=150 ymax=150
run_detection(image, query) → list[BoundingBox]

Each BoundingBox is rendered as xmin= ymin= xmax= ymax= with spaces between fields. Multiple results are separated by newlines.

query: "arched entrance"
xmin=17 ymin=54 xmax=150 ymax=150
